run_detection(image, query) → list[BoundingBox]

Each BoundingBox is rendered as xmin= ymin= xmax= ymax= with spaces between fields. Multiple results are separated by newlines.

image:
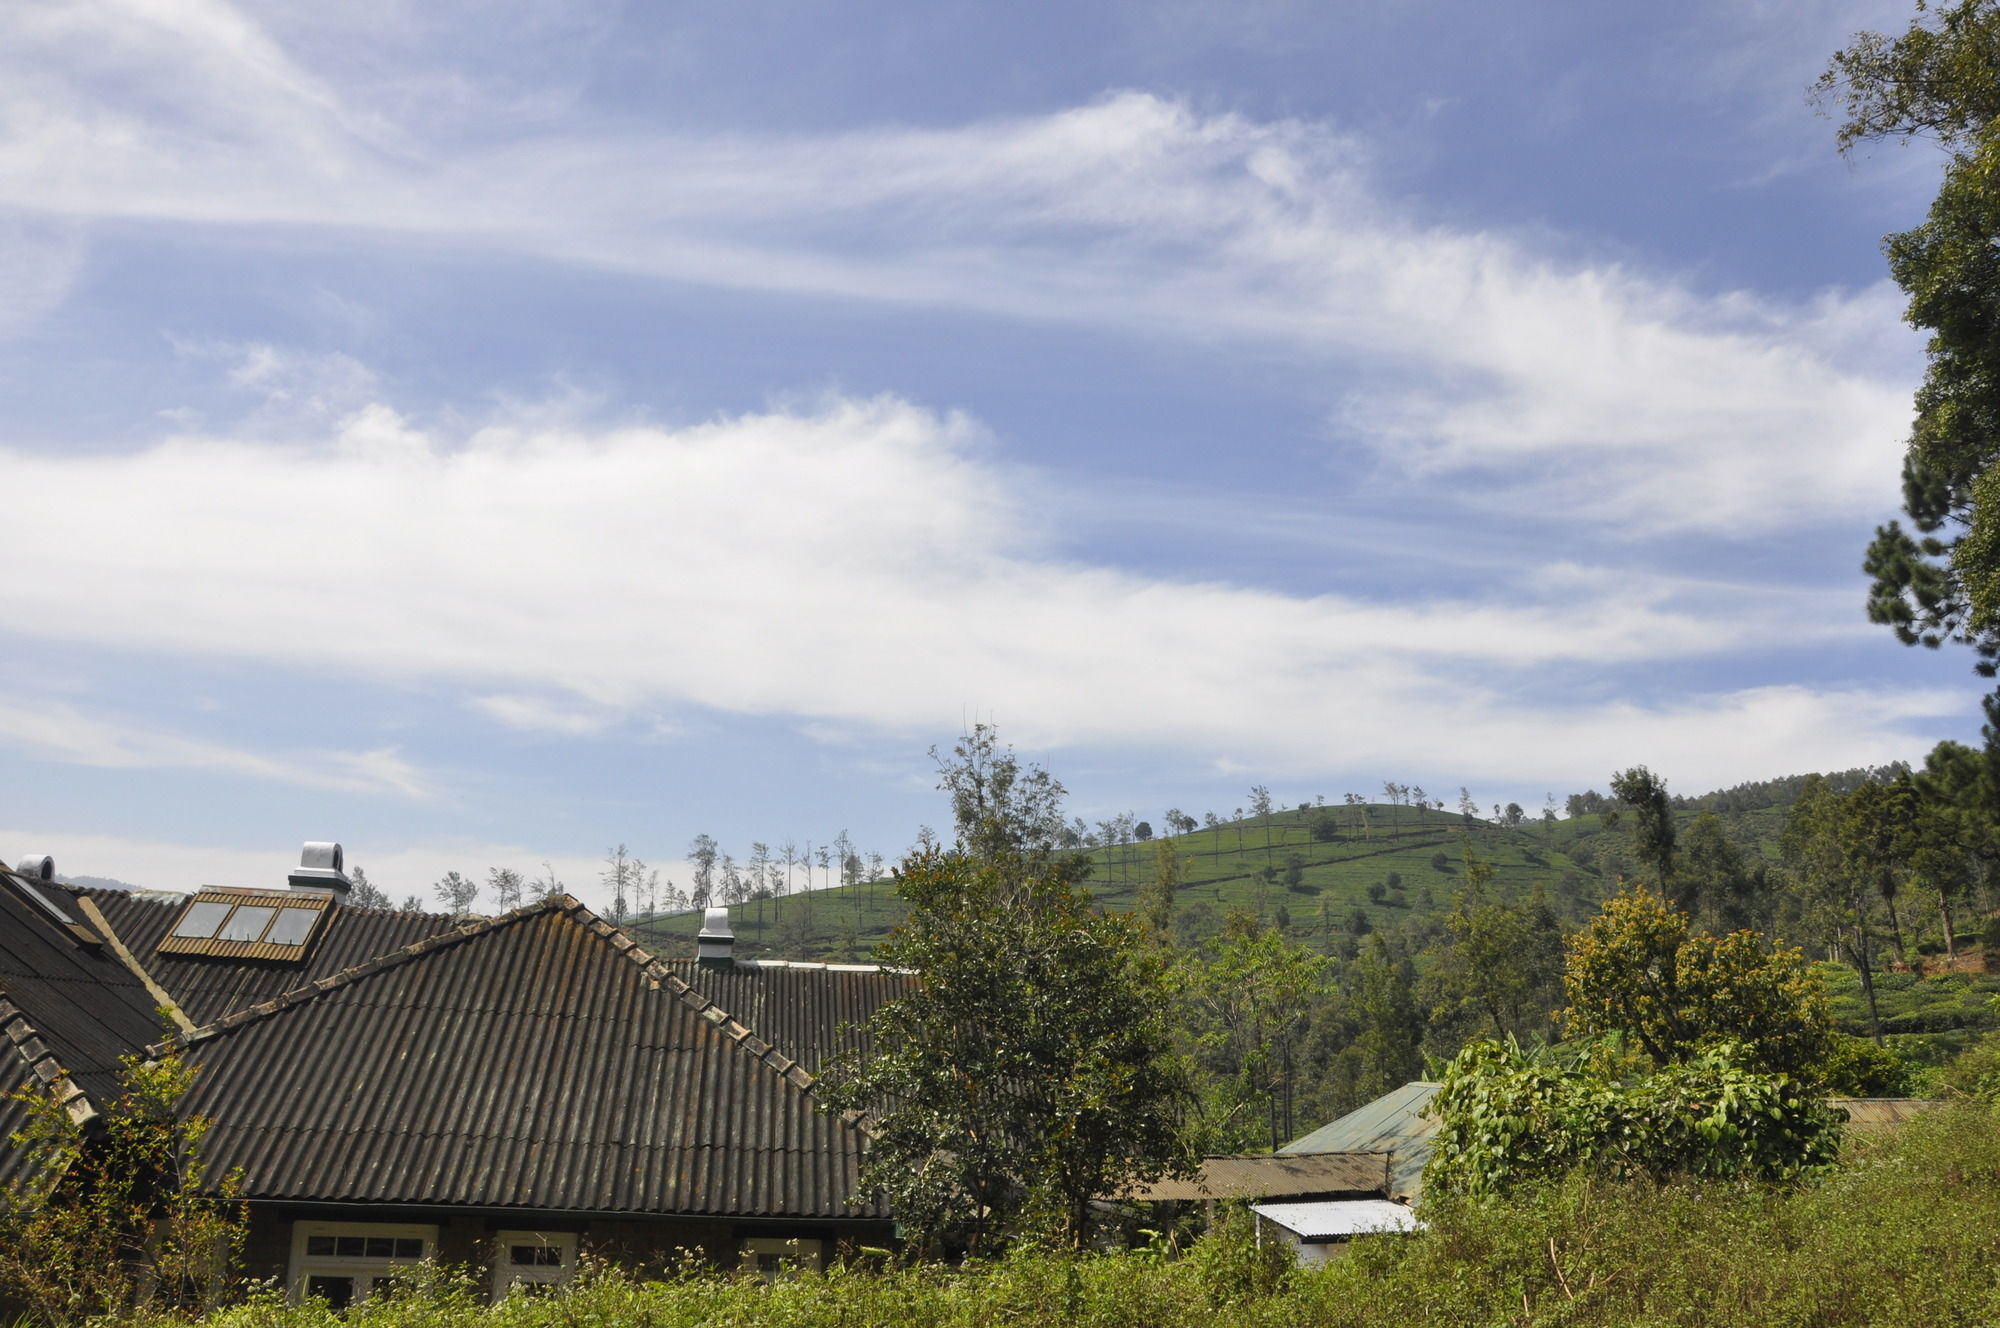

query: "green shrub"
xmin=1819 ymin=1032 xmax=1912 ymax=1096
xmin=1943 ymin=1029 xmax=2000 ymax=1103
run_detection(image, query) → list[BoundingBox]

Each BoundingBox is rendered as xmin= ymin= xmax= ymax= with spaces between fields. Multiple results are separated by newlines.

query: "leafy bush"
xmin=1819 ymin=1032 xmax=1914 ymax=1096
xmin=2 ymin=1052 xmax=245 ymax=1325
xmin=1424 ymin=1037 xmax=1842 ymax=1200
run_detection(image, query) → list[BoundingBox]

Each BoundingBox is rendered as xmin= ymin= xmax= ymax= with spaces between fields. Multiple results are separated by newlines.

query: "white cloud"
xmin=471 ymin=693 xmax=615 ymax=737
xmin=0 ymin=397 xmax=1967 ymax=793
xmin=0 ymin=698 xmax=430 ymax=799
xmin=0 ymin=3 xmax=1920 ymax=533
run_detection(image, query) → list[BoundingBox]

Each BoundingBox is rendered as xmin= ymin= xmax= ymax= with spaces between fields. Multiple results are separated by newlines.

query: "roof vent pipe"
xmin=288 ymin=841 xmax=351 ymax=899
xmin=697 ymin=906 xmax=735 ymax=970
xmin=14 ymin=854 xmax=54 ymax=882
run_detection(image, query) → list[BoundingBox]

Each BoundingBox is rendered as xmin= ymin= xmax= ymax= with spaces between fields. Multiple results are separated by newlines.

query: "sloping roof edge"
xmin=0 ymin=994 xmax=99 ymax=1128
xmin=144 ymin=896 xmax=872 ymax=1138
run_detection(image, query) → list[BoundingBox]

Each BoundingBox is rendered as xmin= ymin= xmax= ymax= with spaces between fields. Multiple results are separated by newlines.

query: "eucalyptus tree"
xmin=434 ymin=870 xmax=480 ymax=917
xmin=346 ymin=866 xmax=390 ymax=909
xmin=488 ymin=867 xmax=525 ymax=912
xmin=688 ymin=834 xmax=719 ymax=910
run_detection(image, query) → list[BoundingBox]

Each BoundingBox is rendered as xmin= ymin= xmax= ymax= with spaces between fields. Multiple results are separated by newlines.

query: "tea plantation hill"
xmin=631 ymin=779 xmax=2000 ymax=1058
xmin=634 ymin=797 xmax=1784 ymax=965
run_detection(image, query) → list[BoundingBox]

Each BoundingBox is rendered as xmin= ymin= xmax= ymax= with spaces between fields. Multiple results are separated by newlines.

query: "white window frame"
xmin=489 ymin=1229 xmax=580 ymax=1298
xmin=288 ymin=1221 xmax=437 ymax=1308
xmin=737 ymin=1236 xmax=825 ymax=1282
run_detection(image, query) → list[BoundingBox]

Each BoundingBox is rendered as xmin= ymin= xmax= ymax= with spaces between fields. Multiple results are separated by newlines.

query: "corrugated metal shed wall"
xmin=175 ymin=908 xmax=885 ymax=1220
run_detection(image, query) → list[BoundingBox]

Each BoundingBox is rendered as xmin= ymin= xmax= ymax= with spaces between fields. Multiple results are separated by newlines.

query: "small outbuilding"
xmin=1250 ymin=1197 xmax=1422 ymax=1265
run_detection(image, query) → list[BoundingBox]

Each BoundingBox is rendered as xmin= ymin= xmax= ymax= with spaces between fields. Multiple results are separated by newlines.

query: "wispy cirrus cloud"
xmin=0 ymin=697 xmax=431 ymax=799
xmin=0 ymin=0 xmax=1919 ymax=534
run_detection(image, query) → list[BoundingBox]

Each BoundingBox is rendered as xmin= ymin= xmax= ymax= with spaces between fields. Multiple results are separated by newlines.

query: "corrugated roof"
xmin=84 ymin=888 xmax=461 ymax=1027
xmin=1280 ymin=1081 xmax=1441 ymax=1201
xmin=1115 ymin=1152 xmax=1388 ymax=1201
xmin=661 ymin=959 xmax=914 ymax=1073
xmin=1251 ymin=1198 xmax=1422 ymax=1240
xmin=0 ymin=869 xmax=166 ymax=1124
xmin=0 ymin=1060 xmax=40 ymax=1189
xmin=157 ymin=897 xmax=887 ymax=1220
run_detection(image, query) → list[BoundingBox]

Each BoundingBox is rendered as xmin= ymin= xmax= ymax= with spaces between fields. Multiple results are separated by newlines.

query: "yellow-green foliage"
xmin=115 ymin=1101 xmax=2000 ymax=1328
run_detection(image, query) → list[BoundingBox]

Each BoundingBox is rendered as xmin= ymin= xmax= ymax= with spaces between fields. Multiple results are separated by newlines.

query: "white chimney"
xmin=697 ymin=905 xmax=735 ymax=970
xmin=14 ymin=854 xmax=55 ymax=882
xmin=288 ymin=841 xmax=351 ymax=898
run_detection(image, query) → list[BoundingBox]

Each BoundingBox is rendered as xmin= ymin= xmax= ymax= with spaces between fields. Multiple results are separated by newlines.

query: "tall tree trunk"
xmin=1939 ymin=889 xmax=1958 ymax=963
xmin=1848 ymin=925 xmax=1885 ymax=1044
xmin=1882 ymin=886 xmax=1911 ymax=969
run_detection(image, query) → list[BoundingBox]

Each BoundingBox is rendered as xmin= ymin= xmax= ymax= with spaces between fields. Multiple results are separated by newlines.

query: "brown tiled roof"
xmin=153 ymin=897 xmax=888 ymax=1220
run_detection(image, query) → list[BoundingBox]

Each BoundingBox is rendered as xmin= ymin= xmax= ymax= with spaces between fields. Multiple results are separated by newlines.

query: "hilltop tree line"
xmin=333 ymin=834 xmax=895 ymax=925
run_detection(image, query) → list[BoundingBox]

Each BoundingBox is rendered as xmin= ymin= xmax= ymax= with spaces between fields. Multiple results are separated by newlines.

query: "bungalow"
xmin=0 ymin=845 xmax=909 ymax=1305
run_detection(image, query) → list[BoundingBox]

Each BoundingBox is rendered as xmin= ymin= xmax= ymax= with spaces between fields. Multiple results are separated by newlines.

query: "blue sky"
xmin=0 ymin=0 xmax=1985 ymax=912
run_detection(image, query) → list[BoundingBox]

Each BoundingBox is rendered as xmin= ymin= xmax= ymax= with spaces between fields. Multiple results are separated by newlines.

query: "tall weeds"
xmin=142 ymin=1102 xmax=2000 ymax=1328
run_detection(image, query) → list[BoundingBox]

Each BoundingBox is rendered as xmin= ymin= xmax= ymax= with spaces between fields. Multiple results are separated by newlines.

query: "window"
xmin=737 ymin=1237 xmax=824 ymax=1283
xmin=289 ymin=1222 xmax=435 ymax=1308
xmin=265 ymin=906 xmax=321 ymax=945
xmin=490 ymin=1230 xmax=578 ymax=1298
xmin=173 ymin=901 xmax=233 ymax=938
xmin=158 ymin=889 xmax=329 ymax=959
xmin=218 ymin=905 xmax=276 ymax=942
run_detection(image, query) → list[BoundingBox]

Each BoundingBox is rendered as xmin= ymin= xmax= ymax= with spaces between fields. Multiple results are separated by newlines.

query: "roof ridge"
xmin=0 ymin=994 xmax=100 ymax=1128
xmin=563 ymin=903 xmax=877 ymax=1139
xmin=147 ymin=896 xmax=572 ymax=1058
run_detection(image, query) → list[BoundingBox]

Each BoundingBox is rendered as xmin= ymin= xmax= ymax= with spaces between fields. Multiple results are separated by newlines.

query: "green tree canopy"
xmin=1820 ymin=0 xmax=2000 ymax=739
xmin=1561 ymin=884 xmax=1834 ymax=1082
xmin=931 ymin=724 xmax=1078 ymax=881
xmin=816 ymin=849 xmax=1194 ymax=1255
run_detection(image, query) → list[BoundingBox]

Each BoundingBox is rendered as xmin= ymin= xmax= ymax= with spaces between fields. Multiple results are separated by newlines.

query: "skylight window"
xmin=19 ymin=878 xmax=79 ymax=926
xmin=265 ymin=907 xmax=320 ymax=945
xmin=3 ymin=872 xmax=102 ymax=948
xmin=158 ymin=889 xmax=331 ymax=961
xmin=219 ymin=906 xmax=276 ymax=942
xmin=174 ymin=901 xmax=233 ymax=939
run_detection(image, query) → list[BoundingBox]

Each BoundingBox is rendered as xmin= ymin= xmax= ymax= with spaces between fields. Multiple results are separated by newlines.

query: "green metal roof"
xmin=1280 ymin=1081 xmax=1441 ymax=1200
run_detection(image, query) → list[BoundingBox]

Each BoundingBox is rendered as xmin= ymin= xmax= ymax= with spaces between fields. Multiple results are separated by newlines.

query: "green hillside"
xmin=633 ymin=802 xmax=1608 ymax=962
